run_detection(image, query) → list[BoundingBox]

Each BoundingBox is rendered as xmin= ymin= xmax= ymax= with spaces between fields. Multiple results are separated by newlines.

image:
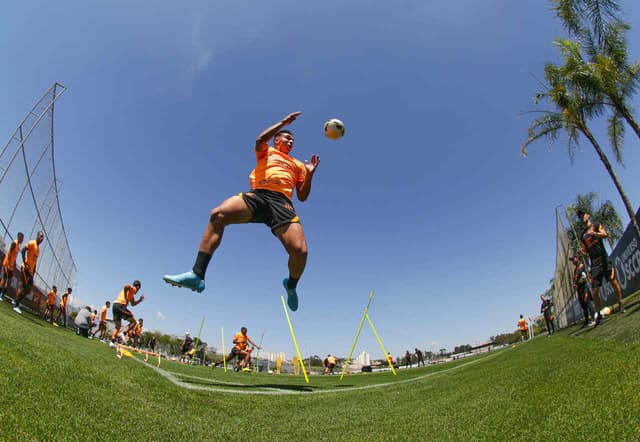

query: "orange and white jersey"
xmin=249 ymin=147 xmax=306 ymax=199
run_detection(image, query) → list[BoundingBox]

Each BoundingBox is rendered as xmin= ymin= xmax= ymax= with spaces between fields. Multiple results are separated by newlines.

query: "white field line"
xmin=135 ymin=351 xmax=501 ymax=396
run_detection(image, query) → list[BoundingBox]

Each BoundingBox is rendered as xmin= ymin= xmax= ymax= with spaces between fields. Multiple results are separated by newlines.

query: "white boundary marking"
xmin=135 ymin=351 xmax=501 ymax=396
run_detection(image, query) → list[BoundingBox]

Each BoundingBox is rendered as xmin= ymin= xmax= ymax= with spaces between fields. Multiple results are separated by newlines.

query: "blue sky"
xmin=2 ymin=0 xmax=640 ymax=359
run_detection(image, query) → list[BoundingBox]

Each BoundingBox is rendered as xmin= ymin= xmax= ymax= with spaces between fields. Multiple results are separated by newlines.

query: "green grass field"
xmin=2 ymin=298 xmax=640 ymax=441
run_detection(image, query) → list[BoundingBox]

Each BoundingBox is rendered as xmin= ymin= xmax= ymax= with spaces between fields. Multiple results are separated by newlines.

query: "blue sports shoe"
xmin=283 ymin=278 xmax=298 ymax=311
xmin=163 ymin=271 xmax=205 ymax=293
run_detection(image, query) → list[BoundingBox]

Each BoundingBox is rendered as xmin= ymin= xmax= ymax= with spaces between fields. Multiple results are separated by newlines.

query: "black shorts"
xmin=1 ymin=266 xmax=13 ymax=281
xmin=241 ymin=189 xmax=300 ymax=233
xmin=112 ymin=303 xmax=133 ymax=322
xmin=590 ymin=260 xmax=614 ymax=288
xmin=21 ymin=268 xmax=33 ymax=288
xmin=230 ymin=347 xmax=247 ymax=359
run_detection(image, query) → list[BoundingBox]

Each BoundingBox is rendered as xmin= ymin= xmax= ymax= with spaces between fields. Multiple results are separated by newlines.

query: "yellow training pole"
xmin=280 ymin=296 xmax=309 ymax=383
xmin=252 ymin=329 xmax=265 ymax=374
xmin=190 ymin=316 xmax=206 ymax=365
xmin=221 ymin=326 xmax=227 ymax=373
xmin=340 ymin=291 xmax=375 ymax=380
xmin=366 ymin=313 xmax=396 ymax=376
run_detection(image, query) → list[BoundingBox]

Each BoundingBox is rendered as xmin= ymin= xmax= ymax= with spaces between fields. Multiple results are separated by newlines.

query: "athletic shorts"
xmin=230 ymin=347 xmax=247 ymax=358
xmin=241 ymin=189 xmax=300 ymax=233
xmin=1 ymin=266 xmax=13 ymax=281
xmin=47 ymin=302 xmax=55 ymax=309
xmin=590 ymin=260 xmax=614 ymax=288
xmin=99 ymin=320 xmax=107 ymax=330
xmin=21 ymin=268 xmax=33 ymax=288
xmin=112 ymin=302 xmax=133 ymax=322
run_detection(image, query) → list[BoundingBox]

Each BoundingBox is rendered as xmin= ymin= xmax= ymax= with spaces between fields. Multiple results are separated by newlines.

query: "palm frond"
xmin=607 ymin=111 xmax=625 ymax=163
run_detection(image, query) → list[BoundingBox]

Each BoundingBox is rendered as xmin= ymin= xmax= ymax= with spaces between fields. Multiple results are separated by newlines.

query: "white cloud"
xmin=157 ymin=311 xmax=167 ymax=320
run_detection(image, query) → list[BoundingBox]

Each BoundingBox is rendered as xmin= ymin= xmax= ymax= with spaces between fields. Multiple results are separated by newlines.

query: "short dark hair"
xmin=576 ymin=209 xmax=587 ymax=218
xmin=275 ymin=129 xmax=292 ymax=139
xmin=133 ymin=280 xmax=141 ymax=288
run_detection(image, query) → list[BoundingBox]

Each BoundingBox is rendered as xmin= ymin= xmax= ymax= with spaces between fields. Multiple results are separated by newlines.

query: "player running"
xmin=0 ymin=232 xmax=23 ymax=302
xmin=109 ymin=281 xmax=145 ymax=347
xmin=215 ymin=327 xmax=261 ymax=371
xmin=92 ymin=301 xmax=111 ymax=340
xmin=163 ymin=112 xmax=320 ymax=311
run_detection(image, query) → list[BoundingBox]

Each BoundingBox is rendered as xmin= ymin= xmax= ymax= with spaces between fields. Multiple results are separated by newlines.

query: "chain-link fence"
xmin=0 ymin=83 xmax=76 ymax=312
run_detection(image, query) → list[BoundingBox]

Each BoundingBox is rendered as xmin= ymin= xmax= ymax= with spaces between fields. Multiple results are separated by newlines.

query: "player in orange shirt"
xmin=53 ymin=287 xmax=72 ymax=327
xmin=0 ymin=231 xmax=23 ymax=302
xmin=518 ymin=314 xmax=528 ymax=341
xmin=109 ymin=281 xmax=145 ymax=346
xmin=126 ymin=318 xmax=144 ymax=347
xmin=92 ymin=301 xmax=111 ymax=340
xmin=214 ymin=327 xmax=261 ymax=371
xmin=13 ymin=231 xmax=44 ymax=314
xmin=44 ymin=285 xmax=57 ymax=323
xmin=164 ymin=112 xmax=320 ymax=312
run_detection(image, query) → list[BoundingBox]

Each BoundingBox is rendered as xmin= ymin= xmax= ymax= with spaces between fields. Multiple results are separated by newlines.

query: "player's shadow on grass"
xmin=180 ymin=378 xmax=315 ymax=392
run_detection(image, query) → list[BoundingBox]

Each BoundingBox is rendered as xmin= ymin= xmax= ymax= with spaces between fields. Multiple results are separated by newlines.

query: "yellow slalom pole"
xmin=190 ymin=316 xmax=206 ymax=365
xmin=280 ymin=296 xmax=309 ymax=383
xmin=366 ymin=313 xmax=396 ymax=376
xmin=221 ymin=326 xmax=227 ymax=373
xmin=340 ymin=291 xmax=375 ymax=380
xmin=252 ymin=329 xmax=265 ymax=374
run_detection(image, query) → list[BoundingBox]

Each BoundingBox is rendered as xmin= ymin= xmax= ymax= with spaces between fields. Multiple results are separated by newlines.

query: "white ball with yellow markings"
xmin=324 ymin=118 xmax=345 ymax=140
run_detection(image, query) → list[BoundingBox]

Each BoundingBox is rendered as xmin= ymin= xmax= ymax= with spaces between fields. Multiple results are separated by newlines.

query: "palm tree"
xmin=552 ymin=0 xmax=640 ymax=145
xmin=521 ymin=41 xmax=640 ymax=237
xmin=565 ymin=191 xmax=623 ymax=249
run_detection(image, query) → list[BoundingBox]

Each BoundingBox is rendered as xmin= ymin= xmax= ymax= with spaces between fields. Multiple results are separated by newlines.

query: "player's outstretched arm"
xmin=255 ymin=111 xmax=301 ymax=152
xmin=296 ymin=154 xmax=320 ymax=202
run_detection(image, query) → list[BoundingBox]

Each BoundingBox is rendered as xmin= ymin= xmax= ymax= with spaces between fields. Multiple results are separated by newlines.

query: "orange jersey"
xmin=233 ymin=332 xmax=249 ymax=350
xmin=60 ymin=293 xmax=69 ymax=309
xmin=2 ymin=239 xmax=21 ymax=268
xmin=518 ymin=318 xmax=527 ymax=331
xmin=23 ymin=240 xmax=40 ymax=270
xmin=249 ymin=147 xmax=307 ymax=199
xmin=100 ymin=306 xmax=108 ymax=322
xmin=47 ymin=290 xmax=56 ymax=305
xmin=114 ymin=285 xmax=137 ymax=307
xmin=90 ymin=312 xmax=96 ymax=322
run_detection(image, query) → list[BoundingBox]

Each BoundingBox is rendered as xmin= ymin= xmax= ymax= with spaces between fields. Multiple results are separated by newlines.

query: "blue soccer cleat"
xmin=282 ymin=278 xmax=299 ymax=311
xmin=163 ymin=271 xmax=205 ymax=293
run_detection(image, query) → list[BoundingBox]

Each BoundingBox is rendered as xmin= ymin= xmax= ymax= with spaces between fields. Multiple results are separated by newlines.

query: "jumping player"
xmin=163 ymin=111 xmax=320 ymax=311
xmin=577 ymin=210 xmax=625 ymax=313
xmin=109 ymin=281 xmax=145 ymax=347
xmin=0 ymin=232 xmax=23 ymax=302
xmin=13 ymin=231 xmax=44 ymax=314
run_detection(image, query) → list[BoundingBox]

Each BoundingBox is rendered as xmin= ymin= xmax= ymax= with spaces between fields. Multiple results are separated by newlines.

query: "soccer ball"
xmin=601 ymin=306 xmax=611 ymax=318
xmin=324 ymin=118 xmax=345 ymax=140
